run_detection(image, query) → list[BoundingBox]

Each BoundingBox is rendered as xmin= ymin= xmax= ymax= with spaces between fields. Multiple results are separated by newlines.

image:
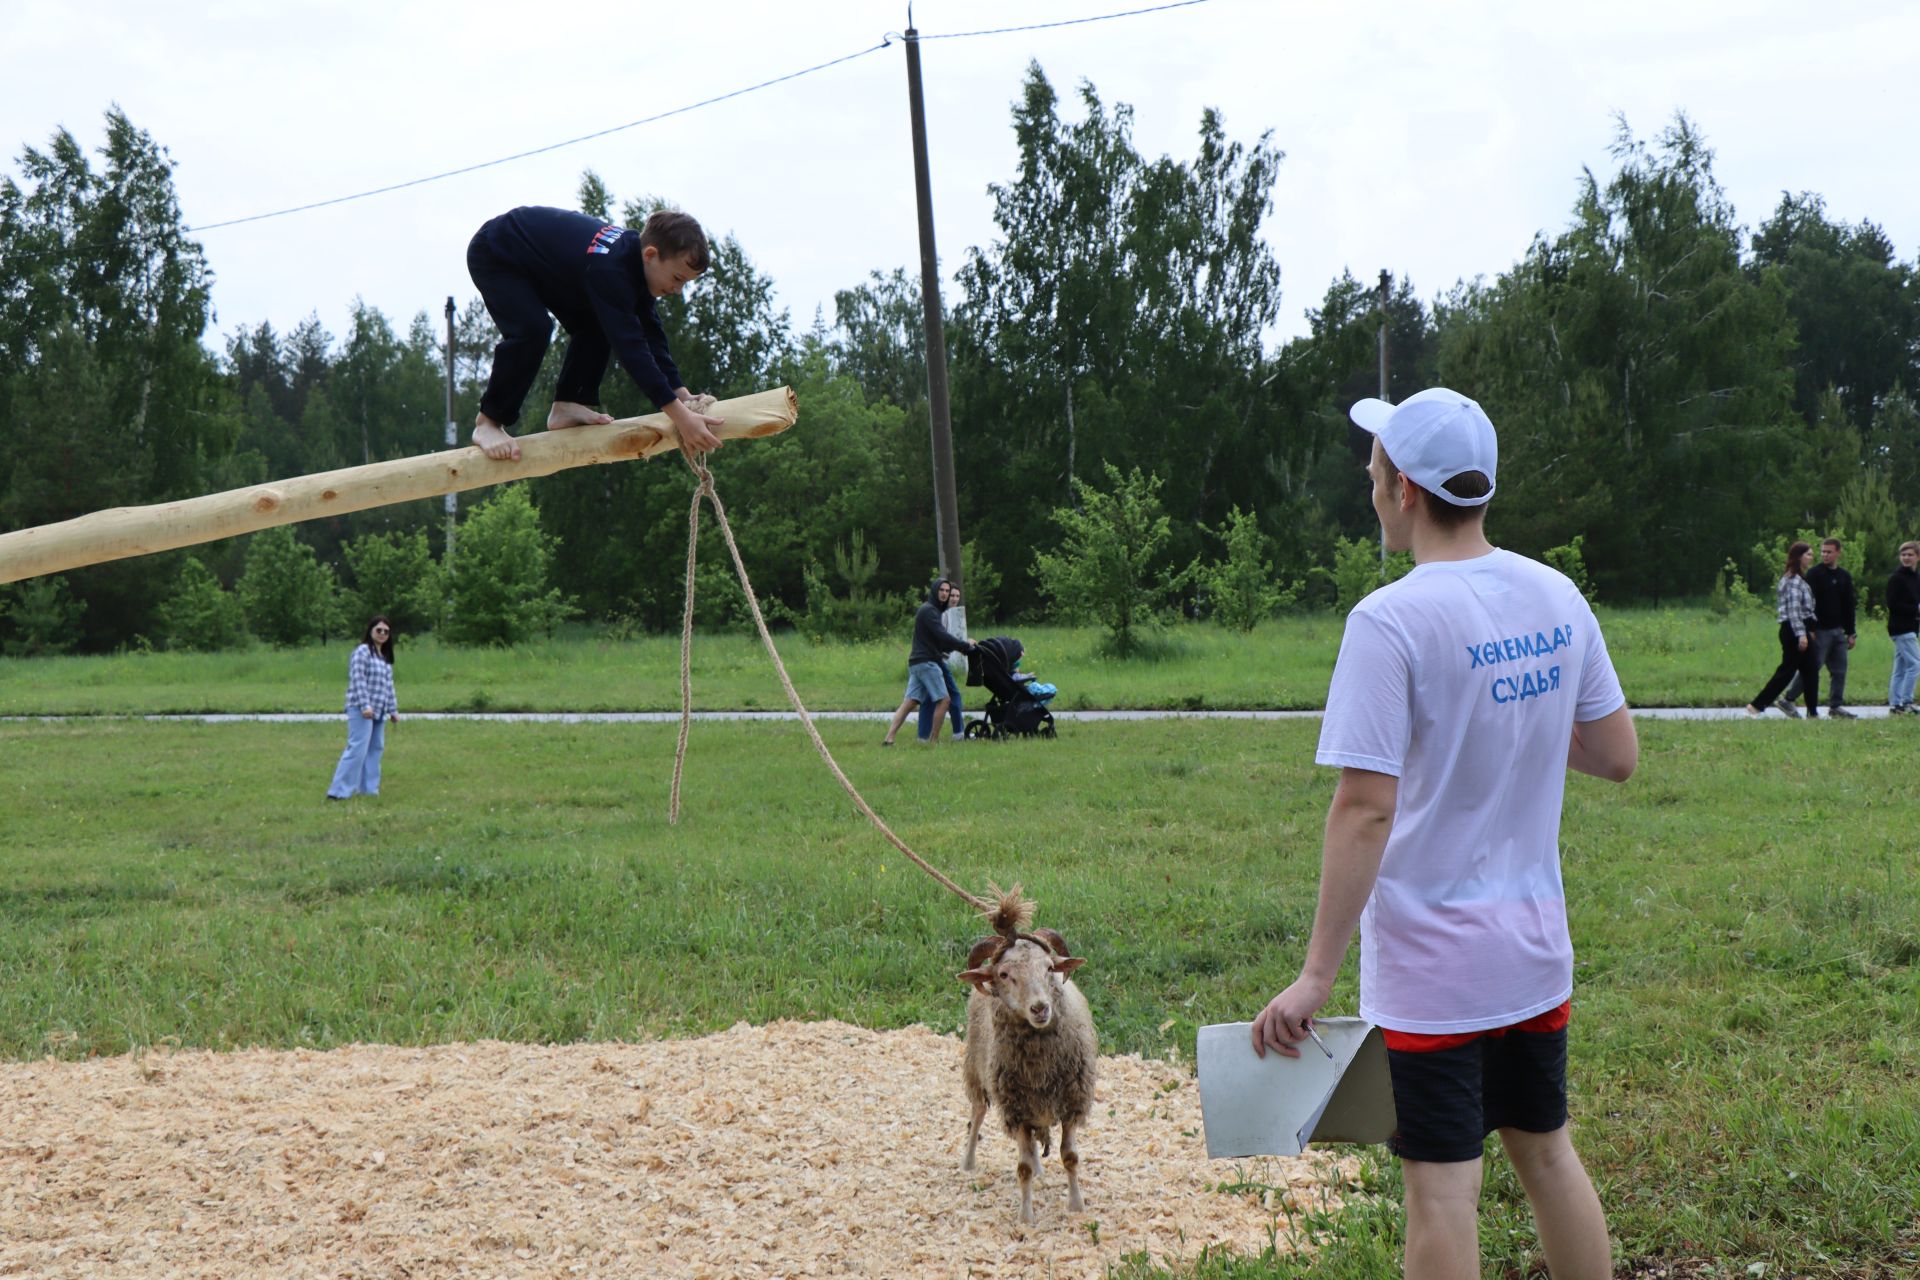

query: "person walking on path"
xmin=1249 ymin=387 xmax=1638 ymax=1280
xmin=883 ymin=579 xmax=976 ymax=747
xmin=1745 ymin=541 xmax=1822 ymax=719
xmin=1778 ymin=537 xmax=1857 ymax=717
xmin=326 ymin=616 xmax=400 ymax=800
xmin=1887 ymin=540 xmax=1920 ymax=714
xmin=917 ymin=582 xmax=969 ymax=741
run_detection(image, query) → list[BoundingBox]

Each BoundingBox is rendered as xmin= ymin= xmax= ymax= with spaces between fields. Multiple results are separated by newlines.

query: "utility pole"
xmin=903 ymin=18 xmax=964 ymax=593
xmin=1377 ymin=270 xmax=1390 ymax=401
xmin=444 ymin=295 xmax=458 ymax=564
xmin=1376 ymin=269 xmax=1391 ymax=580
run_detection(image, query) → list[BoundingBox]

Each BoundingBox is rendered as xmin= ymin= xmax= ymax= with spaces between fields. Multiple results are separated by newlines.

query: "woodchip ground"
xmin=0 ymin=1020 xmax=1353 ymax=1279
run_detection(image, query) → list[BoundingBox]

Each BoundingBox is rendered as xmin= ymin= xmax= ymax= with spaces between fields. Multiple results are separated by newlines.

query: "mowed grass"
xmin=2 ymin=606 xmax=1906 ymax=714
xmin=1 ymin=716 xmax=1915 ymax=1276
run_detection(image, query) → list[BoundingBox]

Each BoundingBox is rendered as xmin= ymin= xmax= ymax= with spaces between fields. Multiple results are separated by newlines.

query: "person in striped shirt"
xmin=1744 ymin=541 xmax=1821 ymax=718
xmin=326 ymin=615 xmax=400 ymax=799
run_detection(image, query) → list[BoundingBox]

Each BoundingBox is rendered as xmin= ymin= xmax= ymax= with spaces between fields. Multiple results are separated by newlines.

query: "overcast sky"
xmin=4 ymin=0 xmax=1915 ymax=357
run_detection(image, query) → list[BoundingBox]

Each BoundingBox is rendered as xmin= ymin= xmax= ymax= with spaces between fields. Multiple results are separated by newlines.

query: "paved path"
xmin=5 ymin=707 xmax=1908 ymax=724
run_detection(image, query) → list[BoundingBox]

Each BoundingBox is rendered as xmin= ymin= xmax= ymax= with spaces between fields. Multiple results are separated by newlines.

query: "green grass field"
xmin=1 ymin=714 xmax=1914 ymax=1277
xmin=2 ymin=607 xmax=1909 ymax=714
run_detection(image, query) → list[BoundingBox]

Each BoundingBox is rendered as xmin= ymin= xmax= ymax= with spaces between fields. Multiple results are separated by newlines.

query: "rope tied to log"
xmin=669 ymin=446 xmax=999 ymax=919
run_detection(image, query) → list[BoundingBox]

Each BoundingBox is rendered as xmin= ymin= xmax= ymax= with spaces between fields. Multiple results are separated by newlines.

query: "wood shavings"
xmin=0 ymin=1021 xmax=1355 ymax=1278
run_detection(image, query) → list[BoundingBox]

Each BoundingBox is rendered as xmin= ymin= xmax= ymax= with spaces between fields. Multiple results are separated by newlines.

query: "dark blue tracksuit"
xmin=466 ymin=206 xmax=685 ymax=426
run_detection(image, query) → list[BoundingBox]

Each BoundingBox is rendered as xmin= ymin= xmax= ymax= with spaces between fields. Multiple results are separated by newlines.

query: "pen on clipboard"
xmin=1303 ymin=1019 xmax=1334 ymax=1060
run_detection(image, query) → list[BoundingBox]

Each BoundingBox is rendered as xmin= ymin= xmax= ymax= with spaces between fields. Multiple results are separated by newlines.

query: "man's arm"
xmin=923 ymin=612 xmax=974 ymax=655
xmin=1843 ymin=570 xmax=1857 ymax=644
xmin=1251 ymin=768 xmax=1396 ymax=1058
xmin=1568 ymin=706 xmax=1637 ymax=782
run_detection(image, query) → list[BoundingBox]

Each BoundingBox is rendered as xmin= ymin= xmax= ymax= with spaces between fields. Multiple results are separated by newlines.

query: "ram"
xmin=957 ymin=895 xmax=1097 ymax=1225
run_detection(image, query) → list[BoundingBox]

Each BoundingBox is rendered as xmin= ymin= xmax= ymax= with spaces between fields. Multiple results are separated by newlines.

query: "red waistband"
xmin=1381 ymin=999 xmax=1571 ymax=1053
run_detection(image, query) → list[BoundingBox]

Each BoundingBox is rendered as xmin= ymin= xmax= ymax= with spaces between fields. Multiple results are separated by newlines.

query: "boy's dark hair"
xmin=1380 ymin=445 xmax=1490 ymax=530
xmin=640 ymin=210 xmax=710 ymax=272
xmin=1820 ymin=537 xmax=1841 ymax=551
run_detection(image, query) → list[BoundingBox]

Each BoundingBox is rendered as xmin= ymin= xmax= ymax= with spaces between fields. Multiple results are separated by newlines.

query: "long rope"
xmin=669 ymin=450 xmax=988 ymax=915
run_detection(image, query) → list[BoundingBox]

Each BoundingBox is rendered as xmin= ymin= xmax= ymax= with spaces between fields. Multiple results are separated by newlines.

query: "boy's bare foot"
xmin=472 ymin=418 xmax=521 ymax=462
xmin=548 ymin=401 xmax=614 ymax=430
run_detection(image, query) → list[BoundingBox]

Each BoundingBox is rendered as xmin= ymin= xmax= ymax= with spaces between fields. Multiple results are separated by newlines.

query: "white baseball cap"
xmin=1348 ymin=387 xmax=1498 ymax=507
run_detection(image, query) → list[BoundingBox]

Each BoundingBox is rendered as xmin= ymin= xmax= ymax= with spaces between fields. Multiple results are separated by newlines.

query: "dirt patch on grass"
xmin=0 ymin=1020 xmax=1353 ymax=1278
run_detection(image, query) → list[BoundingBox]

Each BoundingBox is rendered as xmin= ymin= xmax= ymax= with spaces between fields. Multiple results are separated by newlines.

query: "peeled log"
xmin=0 ymin=387 xmax=797 ymax=584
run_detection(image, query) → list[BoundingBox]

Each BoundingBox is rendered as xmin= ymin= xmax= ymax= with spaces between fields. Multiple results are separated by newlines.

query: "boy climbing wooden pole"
xmin=465 ymin=206 xmax=725 ymax=461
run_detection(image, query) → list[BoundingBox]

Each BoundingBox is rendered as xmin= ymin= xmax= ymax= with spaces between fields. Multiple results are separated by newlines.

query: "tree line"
xmin=3 ymin=67 xmax=1916 ymax=655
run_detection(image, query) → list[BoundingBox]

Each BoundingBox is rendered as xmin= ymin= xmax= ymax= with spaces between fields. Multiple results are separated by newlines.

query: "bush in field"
xmin=1544 ymin=535 xmax=1597 ymax=603
xmin=1196 ymin=506 xmax=1298 ymax=631
xmin=157 ymin=557 xmax=247 ymax=651
xmin=953 ymin=538 xmax=1001 ymax=626
xmin=1708 ymin=557 xmax=1767 ymax=617
xmin=1034 ymin=463 xmax=1187 ymax=657
xmin=799 ymin=529 xmax=900 ymax=642
xmin=237 ymin=526 xmax=340 ymax=646
xmin=441 ymin=485 xmax=578 ymax=646
xmin=1744 ymin=527 xmax=1843 ymax=596
xmin=342 ymin=529 xmax=435 ymax=635
xmin=1330 ymin=535 xmax=1413 ymax=614
xmin=1 ymin=575 xmax=87 ymax=657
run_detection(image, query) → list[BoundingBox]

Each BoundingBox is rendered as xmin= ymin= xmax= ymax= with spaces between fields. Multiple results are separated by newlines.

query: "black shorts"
xmin=1383 ymin=1003 xmax=1570 ymax=1164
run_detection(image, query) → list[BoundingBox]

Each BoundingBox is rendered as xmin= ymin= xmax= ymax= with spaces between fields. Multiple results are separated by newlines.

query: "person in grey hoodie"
xmin=883 ymin=579 xmax=976 ymax=746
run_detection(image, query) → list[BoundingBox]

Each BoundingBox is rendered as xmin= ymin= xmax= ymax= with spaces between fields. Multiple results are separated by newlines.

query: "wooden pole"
xmin=0 ymin=386 xmax=797 ymax=584
xmin=903 ymin=26 xmax=965 ymax=591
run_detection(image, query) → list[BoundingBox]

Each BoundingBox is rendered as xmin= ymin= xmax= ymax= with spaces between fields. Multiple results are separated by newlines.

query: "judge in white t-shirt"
xmin=1249 ymin=388 xmax=1639 ymax=1280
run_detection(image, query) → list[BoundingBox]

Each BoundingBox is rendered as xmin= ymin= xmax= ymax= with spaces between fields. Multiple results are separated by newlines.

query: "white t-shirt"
xmin=1315 ymin=548 xmax=1625 ymax=1034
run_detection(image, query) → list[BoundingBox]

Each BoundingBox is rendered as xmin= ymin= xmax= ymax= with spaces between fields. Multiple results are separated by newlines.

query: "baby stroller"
xmin=962 ymin=636 xmax=1058 ymax=740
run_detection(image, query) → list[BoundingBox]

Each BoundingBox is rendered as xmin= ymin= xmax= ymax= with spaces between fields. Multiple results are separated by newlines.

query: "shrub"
xmin=441 ymin=485 xmax=578 ymax=646
xmin=1707 ymin=558 xmax=1767 ymax=617
xmin=237 ymin=526 xmax=339 ymax=646
xmin=1034 ymin=463 xmax=1187 ymax=657
xmin=342 ymin=529 xmax=435 ymax=635
xmin=1 ymin=575 xmax=87 ymax=657
xmin=953 ymin=537 xmax=1001 ymax=627
xmin=800 ymin=530 xmax=901 ymax=642
xmin=1331 ymin=536 xmax=1413 ymax=615
xmin=157 ymin=557 xmax=247 ymax=651
xmin=1196 ymin=505 xmax=1298 ymax=632
xmin=1543 ymin=535 xmax=1597 ymax=604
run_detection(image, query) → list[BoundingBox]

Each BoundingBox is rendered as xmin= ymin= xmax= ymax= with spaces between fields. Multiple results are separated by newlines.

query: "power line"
xmin=9 ymin=0 xmax=1217 ymax=261
xmin=186 ymin=41 xmax=893 ymax=236
xmin=907 ymin=0 xmax=1211 ymax=42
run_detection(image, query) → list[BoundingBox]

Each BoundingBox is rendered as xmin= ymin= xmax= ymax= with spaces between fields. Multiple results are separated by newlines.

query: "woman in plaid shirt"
xmin=326 ymin=615 xmax=400 ymax=799
xmin=1745 ymin=541 xmax=1822 ymax=718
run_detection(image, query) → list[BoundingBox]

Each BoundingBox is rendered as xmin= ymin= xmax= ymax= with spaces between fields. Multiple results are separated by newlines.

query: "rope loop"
xmin=668 ymin=446 xmax=987 ymax=914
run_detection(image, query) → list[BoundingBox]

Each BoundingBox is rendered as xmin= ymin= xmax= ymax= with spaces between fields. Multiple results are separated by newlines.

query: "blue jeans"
xmin=1890 ymin=633 xmax=1920 ymax=708
xmin=327 ymin=713 xmax=387 ymax=797
xmin=917 ymin=663 xmax=964 ymax=739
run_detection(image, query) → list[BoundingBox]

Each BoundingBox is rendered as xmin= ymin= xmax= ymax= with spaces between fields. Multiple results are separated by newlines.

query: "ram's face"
xmin=960 ymin=938 xmax=1087 ymax=1030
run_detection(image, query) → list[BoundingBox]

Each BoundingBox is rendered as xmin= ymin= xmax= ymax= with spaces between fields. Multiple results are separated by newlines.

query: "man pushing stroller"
xmin=883 ymin=579 xmax=977 ymax=747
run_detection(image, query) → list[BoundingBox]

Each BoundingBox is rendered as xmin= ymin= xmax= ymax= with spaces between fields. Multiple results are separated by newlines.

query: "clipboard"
xmin=1195 ymin=1018 xmax=1396 ymax=1158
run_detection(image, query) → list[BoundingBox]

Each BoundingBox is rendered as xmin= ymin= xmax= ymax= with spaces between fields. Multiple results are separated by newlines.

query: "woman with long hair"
xmin=326 ymin=615 xmax=400 ymax=798
xmin=1745 ymin=542 xmax=1821 ymax=718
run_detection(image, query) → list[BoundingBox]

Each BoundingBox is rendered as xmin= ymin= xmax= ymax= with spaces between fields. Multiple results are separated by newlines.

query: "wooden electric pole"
xmin=444 ymin=295 xmax=458 ymax=564
xmin=903 ymin=21 xmax=965 ymax=591
xmin=1377 ymin=269 xmax=1391 ymax=580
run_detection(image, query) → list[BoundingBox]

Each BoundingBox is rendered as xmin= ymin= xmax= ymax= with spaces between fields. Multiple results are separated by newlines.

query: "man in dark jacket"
xmin=882 ymin=579 xmax=977 ymax=746
xmin=1887 ymin=541 xmax=1919 ymax=713
xmin=1779 ymin=537 xmax=1858 ymax=717
xmin=465 ymin=206 xmax=725 ymax=461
